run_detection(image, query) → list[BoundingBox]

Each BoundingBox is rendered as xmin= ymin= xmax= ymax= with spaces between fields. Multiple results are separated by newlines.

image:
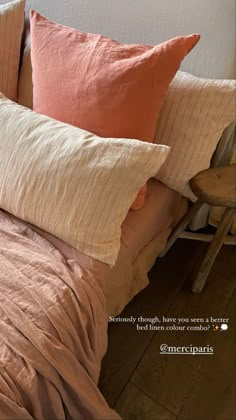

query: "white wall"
xmin=2 ymin=0 xmax=235 ymax=78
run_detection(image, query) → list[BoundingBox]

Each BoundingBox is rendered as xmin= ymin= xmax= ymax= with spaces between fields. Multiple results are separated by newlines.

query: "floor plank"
xmin=177 ymin=290 xmax=236 ymax=420
xmin=99 ymin=239 xmax=205 ymax=406
xmin=115 ymin=382 xmax=175 ymax=420
xmin=131 ymin=245 xmax=236 ymax=416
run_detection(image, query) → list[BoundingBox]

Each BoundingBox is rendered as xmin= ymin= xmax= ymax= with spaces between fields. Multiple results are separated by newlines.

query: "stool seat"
xmin=190 ymin=163 xmax=236 ymax=209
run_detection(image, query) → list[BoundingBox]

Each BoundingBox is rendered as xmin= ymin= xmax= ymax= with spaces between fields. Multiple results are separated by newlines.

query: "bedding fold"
xmin=0 ymin=210 xmax=120 ymax=419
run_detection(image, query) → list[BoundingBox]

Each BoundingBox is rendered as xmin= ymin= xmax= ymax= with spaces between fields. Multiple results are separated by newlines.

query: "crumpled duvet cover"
xmin=0 ymin=210 xmax=120 ymax=419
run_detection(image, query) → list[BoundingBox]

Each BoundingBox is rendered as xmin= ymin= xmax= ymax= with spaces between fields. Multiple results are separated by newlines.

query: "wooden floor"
xmin=98 ymin=239 xmax=236 ymax=420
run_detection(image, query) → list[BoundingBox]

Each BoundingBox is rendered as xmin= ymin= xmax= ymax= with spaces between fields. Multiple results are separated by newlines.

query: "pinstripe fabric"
xmin=0 ymin=0 xmax=25 ymax=101
xmin=0 ymin=95 xmax=169 ymax=266
xmin=154 ymin=71 xmax=236 ymax=200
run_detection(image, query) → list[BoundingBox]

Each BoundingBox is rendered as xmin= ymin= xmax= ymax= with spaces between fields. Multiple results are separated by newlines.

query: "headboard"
xmin=1 ymin=0 xmax=235 ymax=79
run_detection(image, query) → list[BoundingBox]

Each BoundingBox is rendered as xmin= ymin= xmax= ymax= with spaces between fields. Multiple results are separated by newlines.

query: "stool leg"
xmin=192 ymin=207 xmax=234 ymax=293
xmin=160 ymin=199 xmax=203 ymax=257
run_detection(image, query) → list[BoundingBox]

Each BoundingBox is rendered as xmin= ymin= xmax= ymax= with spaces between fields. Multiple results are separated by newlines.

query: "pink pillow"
xmin=30 ymin=11 xmax=200 ymax=208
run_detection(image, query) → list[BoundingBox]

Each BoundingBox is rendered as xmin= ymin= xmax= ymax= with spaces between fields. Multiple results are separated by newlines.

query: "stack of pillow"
xmin=0 ymin=0 xmax=235 ymax=265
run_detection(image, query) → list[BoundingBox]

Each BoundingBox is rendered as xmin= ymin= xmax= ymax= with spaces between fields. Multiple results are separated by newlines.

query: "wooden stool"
xmin=160 ymin=163 xmax=236 ymax=293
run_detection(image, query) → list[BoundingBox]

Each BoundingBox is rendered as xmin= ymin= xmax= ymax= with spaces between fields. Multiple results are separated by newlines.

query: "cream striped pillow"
xmin=154 ymin=71 xmax=236 ymax=200
xmin=0 ymin=95 xmax=169 ymax=266
xmin=0 ymin=0 xmax=25 ymax=101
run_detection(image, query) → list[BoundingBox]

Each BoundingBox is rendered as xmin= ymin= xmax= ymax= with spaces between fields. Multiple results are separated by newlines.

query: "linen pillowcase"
xmin=0 ymin=0 xmax=25 ymax=101
xmin=154 ymin=71 xmax=236 ymax=200
xmin=29 ymin=10 xmax=199 ymax=209
xmin=0 ymin=94 xmax=169 ymax=267
xmin=29 ymin=10 xmax=199 ymax=141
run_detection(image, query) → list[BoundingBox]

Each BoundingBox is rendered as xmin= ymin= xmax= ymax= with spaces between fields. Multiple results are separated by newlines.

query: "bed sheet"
xmin=0 ymin=210 xmax=120 ymax=419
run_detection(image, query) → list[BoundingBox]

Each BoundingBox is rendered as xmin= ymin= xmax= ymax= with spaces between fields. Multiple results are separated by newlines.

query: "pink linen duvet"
xmin=0 ymin=210 xmax=120 ymax=419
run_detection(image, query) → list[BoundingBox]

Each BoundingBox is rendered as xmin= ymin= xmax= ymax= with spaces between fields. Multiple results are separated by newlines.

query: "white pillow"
xmin=154 ymin=71 xmax=236 ymax=200
xmin=0 ymin=95 xmax=169 ymax=266
xmin=0 ymin=0 xmax=25 ymax=101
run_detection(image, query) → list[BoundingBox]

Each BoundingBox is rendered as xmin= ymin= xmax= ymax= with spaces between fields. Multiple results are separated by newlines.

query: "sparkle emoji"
xmin=213 ymin=325 xmax=219 ymax=331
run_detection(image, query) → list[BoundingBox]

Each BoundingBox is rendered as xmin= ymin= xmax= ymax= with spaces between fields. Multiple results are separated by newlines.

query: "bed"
xmin=0 ymin=181 xmax=185 ymax=419
xmin=0 ymin=1 xmax=235 ymax=419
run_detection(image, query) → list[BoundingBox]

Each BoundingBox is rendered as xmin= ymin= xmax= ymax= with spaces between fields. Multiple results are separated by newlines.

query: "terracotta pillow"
xmin=0 ymin=0 xmax=25 ymax=101
xmin=29 ymin=10 xmax=200 ymax=208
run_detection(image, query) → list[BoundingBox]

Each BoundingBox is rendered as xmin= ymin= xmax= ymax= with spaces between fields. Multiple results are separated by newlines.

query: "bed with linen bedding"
xmin=0 ymin=92 xmax=184 ymax=418
xmin=0 ymin=180 xmax=184 ymax=419
xmin=0 ymin=0 xmax=235 ymax=418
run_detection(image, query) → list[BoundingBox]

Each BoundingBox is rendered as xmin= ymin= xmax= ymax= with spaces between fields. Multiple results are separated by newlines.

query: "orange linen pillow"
xmin=30 ymin=10 xmax=200 ymax=208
